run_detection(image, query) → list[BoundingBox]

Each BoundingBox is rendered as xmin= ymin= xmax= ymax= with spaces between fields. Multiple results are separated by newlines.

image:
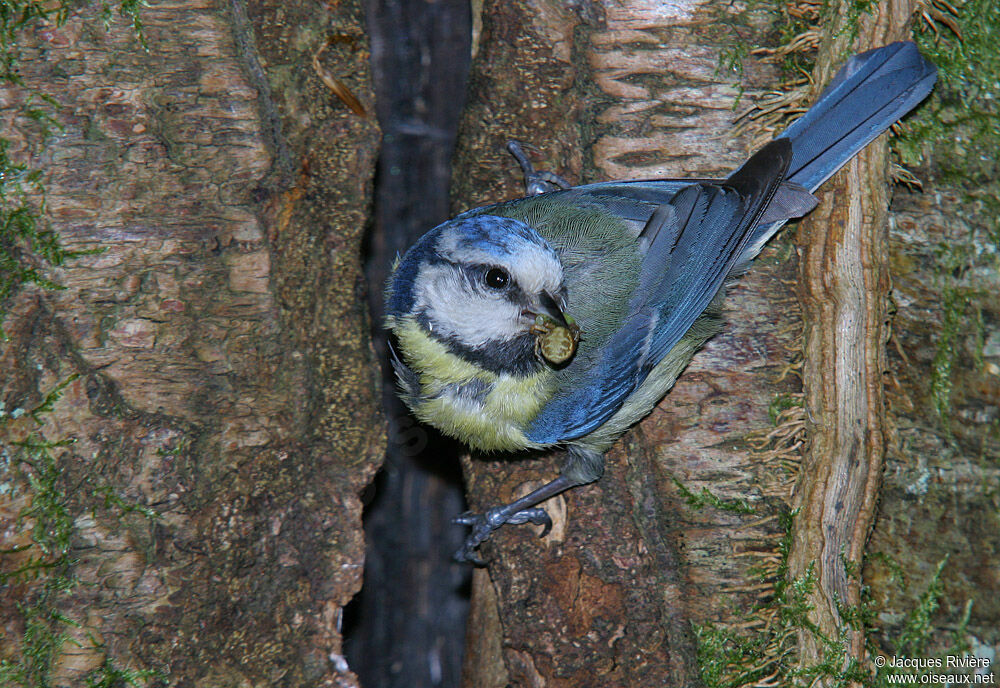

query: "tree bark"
xmin=452 ymin=1 xmax=801 ymax=685
xmin=788 ymin=0 xmax=919 ymax=679
xmin=445 ymin=0 xmax=1000 ymax=684
xmin=346 ymin=1 xmax=473 ymax=685
xmin=863 ymin=0 xmax=1000 ymax=668
xmin=0 ymin=1 xmax=381 ymax=686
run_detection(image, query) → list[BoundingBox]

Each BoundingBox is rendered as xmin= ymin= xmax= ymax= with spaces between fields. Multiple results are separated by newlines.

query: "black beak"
xmin=532 ymin=290 xmax=570 ymax=327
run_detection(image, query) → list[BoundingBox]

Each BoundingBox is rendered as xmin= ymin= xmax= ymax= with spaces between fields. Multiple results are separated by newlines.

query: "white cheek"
xmin=417 ymin=266 xmax=524 ymax=348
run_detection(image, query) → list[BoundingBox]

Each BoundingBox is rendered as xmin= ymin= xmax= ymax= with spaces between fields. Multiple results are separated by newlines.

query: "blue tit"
xmin=385 ymin=42 xmax=936 ymax=563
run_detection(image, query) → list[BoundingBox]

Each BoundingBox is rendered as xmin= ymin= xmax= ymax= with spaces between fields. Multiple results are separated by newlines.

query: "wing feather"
xmin=526 ymin=139 xmax=792 ymax=444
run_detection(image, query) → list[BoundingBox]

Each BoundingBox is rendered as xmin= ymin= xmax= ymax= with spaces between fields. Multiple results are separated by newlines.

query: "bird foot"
xmin=453 ymin=505 xmax=553 ymax=565
xmin=506 ymin=140 xmax=572 ymax=196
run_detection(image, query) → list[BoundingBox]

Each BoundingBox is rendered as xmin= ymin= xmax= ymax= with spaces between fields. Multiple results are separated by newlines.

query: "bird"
xmin=384 ymin=42 xmax=937 ymax=564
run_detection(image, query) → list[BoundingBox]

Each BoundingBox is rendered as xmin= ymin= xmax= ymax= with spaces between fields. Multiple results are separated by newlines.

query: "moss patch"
xmin=696 ymin=519 xmax=976 ymax=688
xmin=898 ymin=0 xmax=1000 ymax=240
xmin=0 ymin=1 xmax=145 ymax=336
xmin=672 ymin=476 xmax=757 ymax=515
xmin=1 ymin=379 xmax=160 ymax=686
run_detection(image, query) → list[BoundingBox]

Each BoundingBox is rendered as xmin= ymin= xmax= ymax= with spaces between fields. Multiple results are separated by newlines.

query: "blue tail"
xmin=736 ymin=41 xmax=937 ymax=260
xmin=778 ymin=41 xmax=938 ymax=192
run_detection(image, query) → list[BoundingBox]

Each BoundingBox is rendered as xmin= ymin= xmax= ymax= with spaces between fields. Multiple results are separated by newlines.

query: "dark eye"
xmin=484 ymin=267 xmax=511 ymax=290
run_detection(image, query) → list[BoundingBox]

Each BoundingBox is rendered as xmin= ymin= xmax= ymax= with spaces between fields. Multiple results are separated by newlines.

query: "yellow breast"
xmin=391 ymin=317 xmax=556 ymax=452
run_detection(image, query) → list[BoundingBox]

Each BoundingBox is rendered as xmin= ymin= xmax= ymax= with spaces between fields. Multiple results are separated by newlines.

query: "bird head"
xmin=386 ymin=215 xmax=574 ymax=374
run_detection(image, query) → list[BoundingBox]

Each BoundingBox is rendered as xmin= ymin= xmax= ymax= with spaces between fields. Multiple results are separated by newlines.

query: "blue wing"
xmin=525 ymin=140 xmax=793 ymax=444
xmin=519 ymin=42 xmax=935 ymax=446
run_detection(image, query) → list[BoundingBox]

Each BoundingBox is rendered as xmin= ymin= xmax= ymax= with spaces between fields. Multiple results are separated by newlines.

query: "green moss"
xmin=904 ymin=0 xmax=1000 ymax=157
xmin=770 ymin=2 xmax=820 ymax=77
xmin=870 ymin=557 xmax=974 ymax=687
xmin=0 ymin=593 xmax=158 ymax=687
xmin=717 ymin=42 xmax=751 ymax=106
xmin=90 ymin=484 xmax=160 ymax=521
xmin=930 ymin=288 xmax=966 ymax=431
xmin=697 ymin=512 xmax=793 ymax=687
xmin=1 ymin=380 xmax=157 ymax=686
xmin=11 ymin=437 xmax=77 ymax=563
xmin=100 ymin=1 xmax=147 ymax=47
xmin=898 ymin=0 xmax=1000 ymax=239
xmin=0 ymin=138 xmax=75 ymax=338
xmin=696 ymin=517 xmax=973 ymax=687
xmin=867 ymin=551 xmax=906 ymax=587
xmin=697 ymin=555 xmax=868 ymax=688
xmin=768 ymin=393 xmax=802 ymax=425
xmin=922 ymin=225 xmax=989 ymax=433
xmin=1 ymin=2 xmax=145 ymax=337
xmin=718 ymin=43 xmax=750 ymax=83
xmin=890 ymin=0 xmax=1000 ymax=448
xmin=0 ymin=2 xmax=69 ymax=83
xmin=696 ymin=619 xmax=778 ymax=688
xmin=0 ymin=599 xmax=76 ymax=688
xmin=2 ymin=429 xmax=77 ymax=685
xmin=85 ymin=656 xmax=160 ymax=688
xmin=835 ymin=0 xmax=878 ymax=44
xmin=0 ymin=3 xmax=153 ymax=684
xmin=28 ymin=374 xmax=77 ymax=425
xmin=894 ymin=557 xmax=947 ymax=656
xmin=671 ymin=476 xmax=756 ymax=515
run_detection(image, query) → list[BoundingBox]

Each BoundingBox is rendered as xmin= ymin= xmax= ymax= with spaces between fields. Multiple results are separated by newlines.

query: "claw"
xmin=506 ymin=140 xmax=572 ymax=196
xmin=452 ymin=474 xmax=578 ymax=564
xmin=452 ymin=505 xmax=553 ymax=564
xmin=454 ymin=545 xmax=486 ymax=567
xmin=504 ymin=507 xmax=551 ymax=533
xmin=451 ymin=510 xmax=479 ymax=526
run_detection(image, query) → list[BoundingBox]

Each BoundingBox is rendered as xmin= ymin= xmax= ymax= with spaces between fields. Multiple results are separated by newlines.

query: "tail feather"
xmin=738 ymin=41 xmax=936 ymax=262
xmin=778 ymin=41 xmax=938 ymax=191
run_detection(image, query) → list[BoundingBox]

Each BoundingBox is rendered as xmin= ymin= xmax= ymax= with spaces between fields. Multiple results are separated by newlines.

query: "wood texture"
xmin=0 ymin=1 xmax=381 ymax=685
xmin=789 ymin=0 xmax=919 ymax=676
xmin=453 ymin=1 xmax=800 ymax=685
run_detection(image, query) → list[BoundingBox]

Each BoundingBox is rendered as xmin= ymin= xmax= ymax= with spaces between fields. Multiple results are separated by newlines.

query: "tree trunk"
xmin=452 ymin=1 xmax=801 ymax=685
xmin=4 ymin=1 xmax=996 ymax=686
xmin=452 ymin=1 xmax=1000 ymax=686
xmin=788 ymin=0 xmax=919 ymax=679
xmin=0 ymin=1 xmax=381 ymax=686
xmin=863 ymin=0 xmax=1000 ymax=675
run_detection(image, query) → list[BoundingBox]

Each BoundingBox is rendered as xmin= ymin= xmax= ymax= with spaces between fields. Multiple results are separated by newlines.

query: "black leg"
xmin=455 ymin=447 xmax=604 ymax=564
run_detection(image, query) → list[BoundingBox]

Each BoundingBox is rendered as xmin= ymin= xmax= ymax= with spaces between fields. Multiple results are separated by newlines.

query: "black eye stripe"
xmin=453 ymin=262 xmax=513 ymax=290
